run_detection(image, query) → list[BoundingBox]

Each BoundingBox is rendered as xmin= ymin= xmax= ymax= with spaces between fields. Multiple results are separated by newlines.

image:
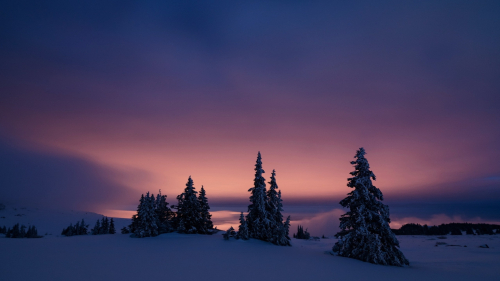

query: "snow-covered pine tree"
xmin=91 ymin=220 xmax=101 ymax=235
xmin=135 ymin=192 xmax=159 ymax=237
xmin=223 ymin=226 xmax=236 ymax=240
xmin=27 ymin=225 xmax=34 ymax=238
xmin=175 ymin=176 xmax=202 ymax=234
xmin=198 ymin=185 xmax=213 ymax=234
xmin=274 ymin=216 xmax=291 ymax=246
xmin=284 ymin=216 xmax=291 ymax=240
xmin=266 ymin=171 xmax=290 ymax=245
xmin=101 ymin=217 xmax=109 ymax=234
xmin=333 ymin=148 xmax=409 ymax=266
xmin=20 ymin=225 xmax=26 ymax=238
xmin=246 ymin=152 xmax=269 ymax=240
xmin=237 ymin=212 xmax=249 ymax=240
xmin=109 ymin=218 xmax=116 ymax=234
xmin=131 ymin=194 xmax=146 ymax=233
xmin=266 ymin=169 xmax=280 ymax=241
xmin=79 ymin=219 xmax=88 ymax=235
xmin=155 ymin=191 xmax=174 ymax=234
xmin=74 ymin=221 xmax=80 ymax=235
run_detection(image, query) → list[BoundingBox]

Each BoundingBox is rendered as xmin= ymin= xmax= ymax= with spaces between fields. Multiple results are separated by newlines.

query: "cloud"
xmin=289 ymin=208 xmax=344 ymax=237
xmin=0 ymin=135 xmax=138 ymax=212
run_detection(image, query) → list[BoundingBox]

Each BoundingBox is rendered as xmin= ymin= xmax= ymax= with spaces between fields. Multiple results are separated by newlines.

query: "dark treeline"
xmin=91 ymin=216 xmax=116 ymax=235
xmin=62 ymin=219 xmax=89 ymax=236
xmin=293 ymin=225 xmax=310 ymax=239
xmin=392 ymin=223 xmax=500 ymax=235
xmin=2 ymin=223 xmax=42 ymax=238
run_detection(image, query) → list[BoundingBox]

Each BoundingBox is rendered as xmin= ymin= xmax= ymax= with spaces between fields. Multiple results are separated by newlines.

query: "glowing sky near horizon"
xmin=1 ymin=1 xmax=500 ymax=222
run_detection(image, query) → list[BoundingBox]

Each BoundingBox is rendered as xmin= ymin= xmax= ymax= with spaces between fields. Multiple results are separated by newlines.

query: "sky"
xmin=1 ymin=1 xmax=500 ymax=232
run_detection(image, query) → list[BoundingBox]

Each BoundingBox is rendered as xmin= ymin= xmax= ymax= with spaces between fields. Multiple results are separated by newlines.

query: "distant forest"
xmin=392 ymin=223 xmax=500 ymax=235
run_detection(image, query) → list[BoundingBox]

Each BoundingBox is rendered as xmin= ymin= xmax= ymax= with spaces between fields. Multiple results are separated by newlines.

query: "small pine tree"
xmin=101 ymin=217 xmax=109 ymax=234
xmin=121 ymin=227 xmax=130 ymax=234
xmin=20 ymin=225 xmax=26 ymax=238
xmin=333 ymin=148 xmax=409 ymax=267
xmin=79 ymin=219 xmax=88 ymax=235
xmin=223 ymin=226 xmax=236 ymax=240
xmin=275 ymin=216 xmax=291 ymax=246
xmin=92 ymin=220 xmax=101 ymax=235
xmin=156 ymin=190 xmax=174 ymax=233
xmin=198 ymin=186 xmax=214 ymax=234
xmin=135 ymin=192 xmax=159 ymax=237
xmin=129 ymin=194 xmax=145 ymax=233
xmin=237 ymin=212 xmax=249 ymax=240
xmin=109 ymin=218 xmax=116 ymax=234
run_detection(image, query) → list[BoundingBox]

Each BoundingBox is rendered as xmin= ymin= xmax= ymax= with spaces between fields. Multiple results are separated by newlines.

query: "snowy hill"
xmin=0 ymin=205 xmax=130 ymax=235
xmin=1 ymin=206 xmax=499 ymax=281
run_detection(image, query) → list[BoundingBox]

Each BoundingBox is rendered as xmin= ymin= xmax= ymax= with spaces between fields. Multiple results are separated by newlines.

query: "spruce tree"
xmin=198 ymin=186 xmax=213 ymax=234
xmin=79 ymin=219 xmax=88 ymax=235
xmin=92 ymin=220 xmax=101 ymax=235
xmin=20 ymin=225 xmax=26 ymax=238
xmin=66 ymin=224 xmax=74 ymax=236
xmin=246 ymin=152 xmax=269 ymax=240
xmin=136 ymin=192 xmax=159 ymax=237
xmin=129 ymin=194 xmax=145 ymax=233
xmin=274 ymin=216 xmax=291 ymax=246
xmin=121 ymin=227 xmax=130 ymax=234
xmin=109 ymin=218 xmax=116 ymax=234
xmin=333 ymin=148 xmax=409 ymax=266
xmin=101 ymin=217 xmax=109 ymax=234
xmin=266 ymin=170 xmax=280 ymax=241
xmin=237 ymin=212 xmax=249 ymax=240
xmin=284 ymin=216 xmax=291 ymax=240
xmin=223 ymin=226 xmax=236 ymax=240
xmin=176 ymin=176 xmax=202 ymax=234
xmin=156 ymin=191 xmax=174 ymax=233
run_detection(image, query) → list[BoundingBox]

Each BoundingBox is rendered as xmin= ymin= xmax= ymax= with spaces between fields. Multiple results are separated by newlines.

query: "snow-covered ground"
xmin=1 ymin=206 xmax=499 ymax=281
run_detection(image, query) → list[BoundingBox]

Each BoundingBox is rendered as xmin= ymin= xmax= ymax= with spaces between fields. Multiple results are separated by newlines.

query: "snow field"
xmin=1 ymin=232 xmax=499 ymax=281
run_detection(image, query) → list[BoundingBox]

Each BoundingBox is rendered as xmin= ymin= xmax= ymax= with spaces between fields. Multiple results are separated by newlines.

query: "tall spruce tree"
xmin=176 ymin=176 xmax=202 ymax=234
xmin=198 ymin=186 xmax=213 ymax=234
xmin=333 ymin=148 xmax=409 ymax=266
xmin=246 ymin=152 xmax=269 ymax=239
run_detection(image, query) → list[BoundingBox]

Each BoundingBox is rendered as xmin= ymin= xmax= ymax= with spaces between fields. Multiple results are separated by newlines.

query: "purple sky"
xmin=1 ymin=1 xmax=499 ymax=225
